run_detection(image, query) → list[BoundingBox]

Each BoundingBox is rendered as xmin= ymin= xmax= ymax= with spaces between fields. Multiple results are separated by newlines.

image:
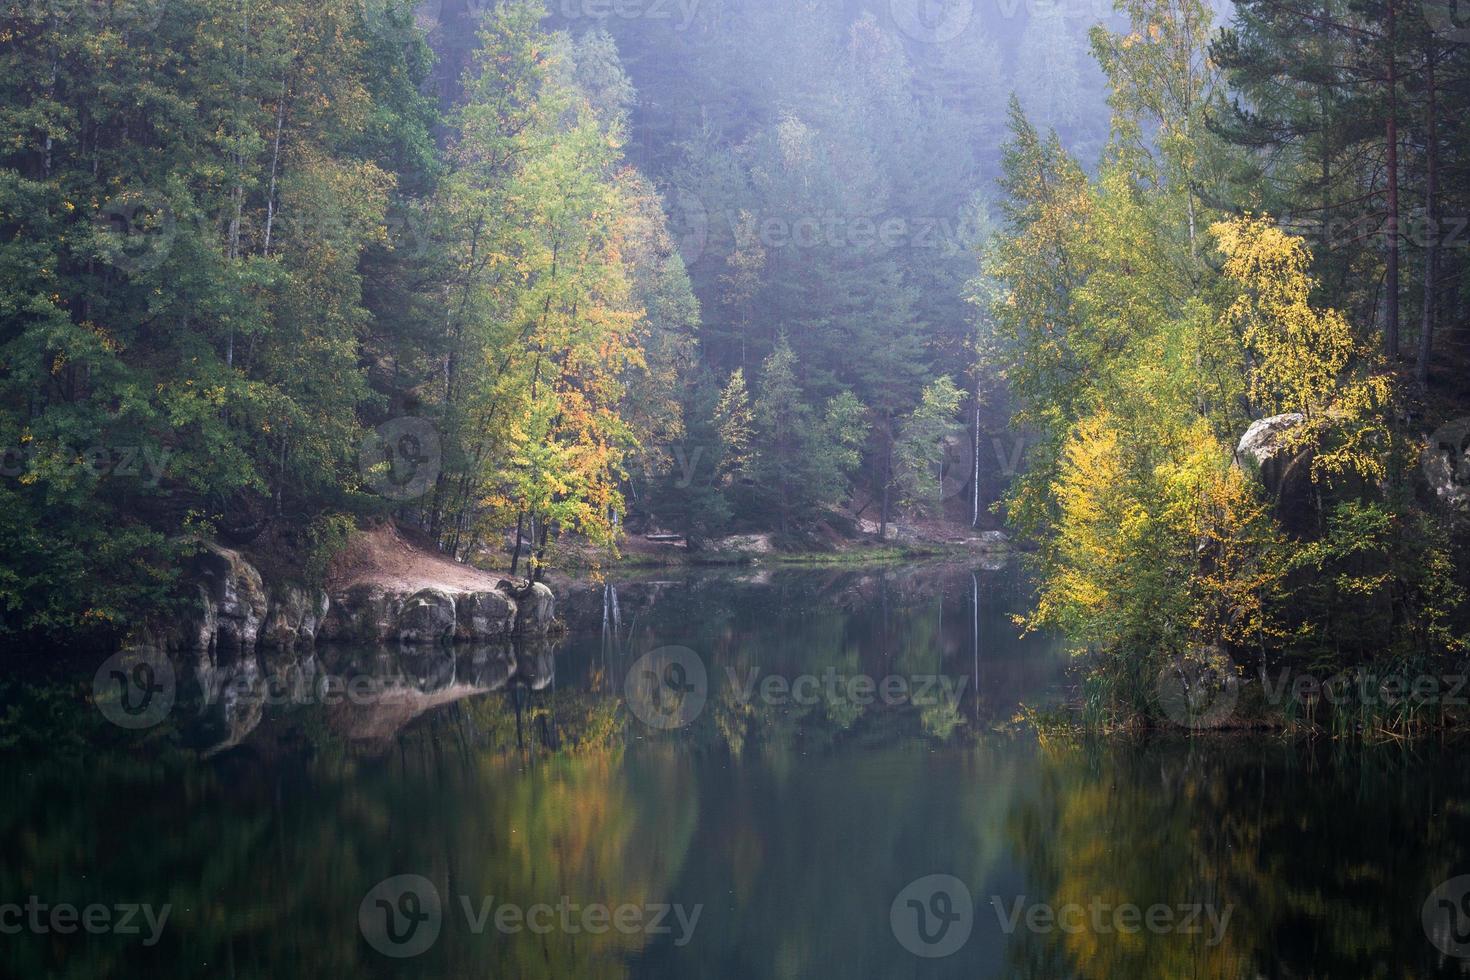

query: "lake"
xmin=3 ymin=562 xmax=1470 ymax=978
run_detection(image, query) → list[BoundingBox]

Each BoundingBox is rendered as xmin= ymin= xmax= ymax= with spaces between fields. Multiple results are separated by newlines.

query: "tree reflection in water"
xmin=3 ymin=567 xmax=1467 ymax=978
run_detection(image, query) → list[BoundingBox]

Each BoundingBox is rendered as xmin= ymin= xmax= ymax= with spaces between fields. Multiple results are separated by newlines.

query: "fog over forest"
xmin=3 ymin=0 xmax=1470 ymax=720
xmin=8 ymin=1 xmax=1470 ymax=976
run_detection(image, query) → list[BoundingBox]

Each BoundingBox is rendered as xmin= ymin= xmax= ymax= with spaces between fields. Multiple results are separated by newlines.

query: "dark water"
xmin=4 ymin=563 xmax=1470 ymax=978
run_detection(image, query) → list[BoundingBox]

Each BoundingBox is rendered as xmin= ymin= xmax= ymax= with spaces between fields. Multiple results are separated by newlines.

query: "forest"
xmin=2 ymin=0 xmax=1468 ymax=724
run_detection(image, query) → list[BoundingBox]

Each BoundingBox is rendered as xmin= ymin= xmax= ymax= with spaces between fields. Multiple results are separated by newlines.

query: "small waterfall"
xmin=601 ymin=582 xmax=624 ymax=672
xmin=601 ymin=583 xmax=614 ymax=672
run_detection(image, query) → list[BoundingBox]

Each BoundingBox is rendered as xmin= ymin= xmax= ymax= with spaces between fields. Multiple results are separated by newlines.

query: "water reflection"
xmin=999 ymin=738 xmax=1470 ymax=979
xmin=3 ymin=565 xmax=1469 ymax=978
xmin=549 ymin=561 xmax=1071 ymax=752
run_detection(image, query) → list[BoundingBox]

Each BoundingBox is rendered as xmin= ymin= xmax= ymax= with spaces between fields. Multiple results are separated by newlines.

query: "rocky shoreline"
xmin=111 ymin=539 xmax=562 ymax=755
xmin=134 ymin=540 xmax=558 ymax=657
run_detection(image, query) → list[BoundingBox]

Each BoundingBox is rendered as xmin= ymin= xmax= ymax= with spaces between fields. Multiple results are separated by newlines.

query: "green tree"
xmin=751 ymin=339 xmax=867 ymax=535
xmin=893 ymin=377 xmax=965 ymax=517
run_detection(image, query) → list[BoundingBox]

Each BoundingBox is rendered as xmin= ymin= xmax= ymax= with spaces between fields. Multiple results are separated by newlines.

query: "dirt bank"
xmin=328 ymin=523 xmax=509 ymax=594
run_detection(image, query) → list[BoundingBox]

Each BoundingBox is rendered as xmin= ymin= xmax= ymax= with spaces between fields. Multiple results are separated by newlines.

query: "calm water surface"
xmin=3 ymin=563 xmax=1470 ymax=978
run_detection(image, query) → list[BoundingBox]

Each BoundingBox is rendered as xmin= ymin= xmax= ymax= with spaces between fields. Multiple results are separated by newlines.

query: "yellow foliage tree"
xmin=1214 ymin=216 xmax=1394 ymax=482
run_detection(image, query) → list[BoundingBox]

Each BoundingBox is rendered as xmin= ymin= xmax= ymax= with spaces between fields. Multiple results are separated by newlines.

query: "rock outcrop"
xmin=705 ymin=533 xmax=774 ymax=559
xmin=454 ymin=589 xmax=517 ymax=640
xmin=393 ymin=588 xmax=459 ymax=644
xmin=155 ymin=540 xmax=557 ymax=656
xmin=185 ymin=542 xmax=270 ymax=655
xmin=260 ymin=586 xmax=330 ymax=650
xmin=499 ymin=580 xmax=555 ymax=633
xmin=1423 ymin=419 xmax=1470 ymax=512
xmin=969 ymin=530 xmax=1009 ymax=550
xmin=316 ymin=583 xmax=395 ymax=644
xmin=1237 ymin=412 xmax=1308 ymax=475
xmin=122 ymin=531 xmax=563 ymax=757
xmin=1236 ymin=413 xmax=1316 ymax=531
xmin=318 ymin=580 xmax=554 ymax=644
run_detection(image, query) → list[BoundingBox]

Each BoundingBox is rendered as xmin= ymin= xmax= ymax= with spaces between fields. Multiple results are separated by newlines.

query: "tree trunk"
xmin=971 ymin=395 xmax=981 ymax=528
xmin=1383 ymin=0 xmax=1400 ymax=359
xmin=509 ymin=511 xmax=525 ymax=577
xmin=224 ymin=0 xmax=250 ymax=368
xmin=275 ymin=430 xmax=287 ymax=515
xmin=531 ymin=519 xmax=551 ymax=584
xmin=262 ymin=80 xmax=288 ymax=257
xmin=1415 ymin=40 xmax=1439 ymax=387
xmin=879 ymin=424 xmax=892 ymax=540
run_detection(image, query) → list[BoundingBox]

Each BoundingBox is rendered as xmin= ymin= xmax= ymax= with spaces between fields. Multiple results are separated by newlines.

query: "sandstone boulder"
xmin=454 ymin=590 xmax=517 ymax=640
xmin=395 ymin=589 xmax=458 ymax=644
xmin=260 ymin=587 xmax=330 ymax=650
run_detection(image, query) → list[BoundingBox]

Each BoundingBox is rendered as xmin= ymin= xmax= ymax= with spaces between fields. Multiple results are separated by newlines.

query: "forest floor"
xmin=328 ymin=522 xmax=511 ymax=593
